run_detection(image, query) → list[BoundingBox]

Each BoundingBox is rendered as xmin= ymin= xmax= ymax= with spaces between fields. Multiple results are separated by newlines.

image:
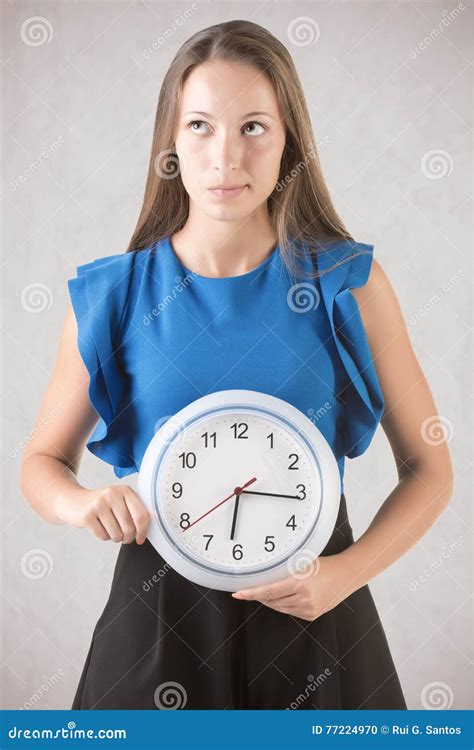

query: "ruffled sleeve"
xmin=67 ymin=251 xmax=141 ymax=478
xmin=317 ymin=240 xmax=385 ymax=459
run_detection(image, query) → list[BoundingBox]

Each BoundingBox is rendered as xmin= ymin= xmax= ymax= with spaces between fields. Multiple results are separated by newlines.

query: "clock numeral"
xmin=288 ymin=453 xmax=299 ymax=470
xmin=232 ymin=543 xmax=243 ymax=560
xmin=201 ymin=431 xmax=217 ymax=448
xmin=203 ymin=534 xmax=213 ymax=551
xmin=178 ymin=451 xmax=197 ymax=469
xmin=264 ymin=535 xmax=275 ymax=552
xmin=286 ymin=514 xmax=297 ymax=531
xmin=267 ymin=432 xmax=274 ymax=448
xmin=231 ymin=422 xmax=248 ymax=439
xmin=179 ymin=512 xmax=191 ymax=529
xmin=296 ymin=484 xmax=306 ymax=500
xmin=172 ymin=482 xmax=183 ymax=499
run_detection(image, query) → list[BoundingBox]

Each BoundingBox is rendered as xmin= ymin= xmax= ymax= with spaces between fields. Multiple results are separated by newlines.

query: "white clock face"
xmin=152 ymin=409 xmax=323 ymax=574
xmin=138 ymin=389 xmax=341 ymax=591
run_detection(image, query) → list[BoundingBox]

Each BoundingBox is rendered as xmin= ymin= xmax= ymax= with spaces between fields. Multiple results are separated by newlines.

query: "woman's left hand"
xmin=231 ymin=552 xmax=355 ymax=621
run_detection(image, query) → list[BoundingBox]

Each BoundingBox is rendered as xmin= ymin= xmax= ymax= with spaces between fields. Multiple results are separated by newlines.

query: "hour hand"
xmin=230 ymin=494 xmax=241 ymax=540
xmin=241 ymin=490 xmax=302 ymax=500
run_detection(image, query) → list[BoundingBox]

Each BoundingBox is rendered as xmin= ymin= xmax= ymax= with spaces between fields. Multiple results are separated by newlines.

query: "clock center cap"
xmin=234 ymin=486 xmax=242 ymax=496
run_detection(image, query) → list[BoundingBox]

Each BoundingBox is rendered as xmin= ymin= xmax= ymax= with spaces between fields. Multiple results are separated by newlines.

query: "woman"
xmin=21 ymin=20 xmax=453 ymax=710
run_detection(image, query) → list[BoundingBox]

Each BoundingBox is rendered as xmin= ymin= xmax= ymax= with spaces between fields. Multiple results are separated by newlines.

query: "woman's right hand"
xmin=65 ymin=485 xmax=151 ymax=544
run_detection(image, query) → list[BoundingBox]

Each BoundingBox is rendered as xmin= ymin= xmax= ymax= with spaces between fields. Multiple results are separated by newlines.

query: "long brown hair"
xmin=127 ymin=19 xmax=358 ymax=279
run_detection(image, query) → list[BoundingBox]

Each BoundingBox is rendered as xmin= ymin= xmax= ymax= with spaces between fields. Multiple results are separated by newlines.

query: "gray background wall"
xmin=1 ymin=0 xmax=472 ymax=710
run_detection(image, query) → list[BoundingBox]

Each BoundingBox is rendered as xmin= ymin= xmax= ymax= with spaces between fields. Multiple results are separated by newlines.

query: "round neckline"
xmin=164 ymin=235 xmax=280 ymax=282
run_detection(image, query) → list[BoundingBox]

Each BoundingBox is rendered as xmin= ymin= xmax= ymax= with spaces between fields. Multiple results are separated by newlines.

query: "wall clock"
xmin=137 ymin=389 xmax=341 ymax=591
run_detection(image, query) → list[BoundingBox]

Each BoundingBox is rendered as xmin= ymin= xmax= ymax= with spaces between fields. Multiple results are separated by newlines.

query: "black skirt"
xmin=72 ymin=493 xmax=407 ymax=710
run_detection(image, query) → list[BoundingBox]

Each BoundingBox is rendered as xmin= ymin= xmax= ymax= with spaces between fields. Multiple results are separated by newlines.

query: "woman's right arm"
xmin=20 ymin=304 xmax=150 ymax=544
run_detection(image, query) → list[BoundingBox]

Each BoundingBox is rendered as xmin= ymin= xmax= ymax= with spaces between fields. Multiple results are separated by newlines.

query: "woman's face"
xmin=174 ymin=59 xmax=286 ymax=223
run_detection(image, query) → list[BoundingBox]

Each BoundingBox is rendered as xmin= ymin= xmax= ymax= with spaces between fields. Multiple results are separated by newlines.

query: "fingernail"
xmin=232 ymin=592 xmax=243 ymax=598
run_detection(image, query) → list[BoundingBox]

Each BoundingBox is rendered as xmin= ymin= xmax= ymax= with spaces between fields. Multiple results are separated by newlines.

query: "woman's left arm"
xmin=334 ymin=256 xmax=454 ymax=590
xmin=233 ymin=258 xmax=455 ymax=619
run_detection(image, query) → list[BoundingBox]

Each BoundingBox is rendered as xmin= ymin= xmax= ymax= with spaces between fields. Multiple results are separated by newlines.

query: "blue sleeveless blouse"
xmin=67 ymin=236 xmax=384 ymax=494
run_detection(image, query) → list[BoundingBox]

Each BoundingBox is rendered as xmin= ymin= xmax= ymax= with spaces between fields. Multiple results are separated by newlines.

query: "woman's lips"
xmin=208 ymin=185 xmax=248 ymax=198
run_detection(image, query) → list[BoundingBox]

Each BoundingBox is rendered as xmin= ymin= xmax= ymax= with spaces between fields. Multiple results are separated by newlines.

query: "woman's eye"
xmin=243 ymin=121 xmax=265 ymax=136
xmin=187 ymin=120 xmax=210 ymax=133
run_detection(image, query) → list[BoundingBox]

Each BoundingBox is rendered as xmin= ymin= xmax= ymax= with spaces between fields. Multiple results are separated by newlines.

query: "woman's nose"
xmin=210 ymin=133 xmax=243 ymax=171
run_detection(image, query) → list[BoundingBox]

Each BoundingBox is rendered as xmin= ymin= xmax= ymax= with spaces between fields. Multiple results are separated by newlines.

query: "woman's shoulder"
xmin=311 ymin=237 xmax=386 ymax=459
xmin=67 ymin=246 xmax=154 ymax=340
xmin=66 ymin=238 xmax=179 ymax=339
xmin=314 ymin=237 xmax=376 ymax=292
xmin=70 ymin=246 xmax=155 ymax=279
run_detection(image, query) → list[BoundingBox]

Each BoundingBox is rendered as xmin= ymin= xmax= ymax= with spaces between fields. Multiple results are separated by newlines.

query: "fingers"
xmin=259 ymin=599 xmax=300 ymax=616
xmin=123 ymin=488 xmax=150 ymax=544
xmin=234 ymin=577 xmax=301 ymax=601
xmin=83 ymin=485 xmax=150 ymax=544
xmin=260 ymin=599 xmax=314 ymax=621
xmin=99 ymin=506 xmax=126 ymax=542
xmin=234 ymin=580 xmax=311 ymax=619
xmin=107 ymin=494 xmax=139 ymax=543
xmin=87 ymin=515 xmax=111 ymax=542
xmin=262 ymin=593 xmax=299 ymax=606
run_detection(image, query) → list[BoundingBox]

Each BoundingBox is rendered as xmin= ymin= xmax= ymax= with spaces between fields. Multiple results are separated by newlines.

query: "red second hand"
xmin=182 ymin=476 xmax=257 ymax=531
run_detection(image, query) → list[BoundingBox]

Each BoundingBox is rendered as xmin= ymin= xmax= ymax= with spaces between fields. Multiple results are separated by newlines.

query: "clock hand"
xmin=183 ymin=476 xmax=257 ymax=531
xmin=230 ymin=494 xmax=241 ymax=541
xmin=241 ymin=490 xmax=303 ymax=500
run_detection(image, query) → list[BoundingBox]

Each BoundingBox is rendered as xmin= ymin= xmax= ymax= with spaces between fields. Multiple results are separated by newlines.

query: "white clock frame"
xmin=137 ymin=389 xmax=341 ymax=592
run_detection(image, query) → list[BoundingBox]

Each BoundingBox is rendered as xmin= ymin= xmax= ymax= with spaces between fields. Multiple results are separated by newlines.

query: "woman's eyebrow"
xmin=181 ymin=110 xmax=276 ymax=120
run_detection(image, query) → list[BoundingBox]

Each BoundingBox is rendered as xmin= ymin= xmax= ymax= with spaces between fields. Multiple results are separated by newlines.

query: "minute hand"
xmin=240 ymin=490 xmax=302 ymax=500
